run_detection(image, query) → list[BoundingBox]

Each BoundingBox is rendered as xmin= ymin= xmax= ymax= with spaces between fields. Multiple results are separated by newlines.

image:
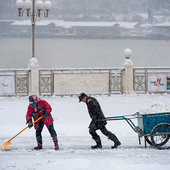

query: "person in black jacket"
xmin=79 ymin=92 xmax=121 ymax=149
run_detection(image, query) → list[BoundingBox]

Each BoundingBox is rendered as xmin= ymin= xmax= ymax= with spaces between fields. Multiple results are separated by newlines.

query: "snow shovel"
xmin=2 ymin=116 xmax=44 ymax=151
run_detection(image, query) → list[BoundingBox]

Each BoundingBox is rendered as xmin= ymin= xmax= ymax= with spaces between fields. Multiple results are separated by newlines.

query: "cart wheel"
xmin=151 ymin=123 xmax=170 ymax=149
xmin=145 ymin=136 xmax=153 ymax=146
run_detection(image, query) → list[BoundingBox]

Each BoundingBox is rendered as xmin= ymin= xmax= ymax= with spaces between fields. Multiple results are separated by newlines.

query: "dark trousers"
xmin=36 ymin=120 xmax=57 ymax=144
xmin=89 ymin=125 xmax=120 ymax=145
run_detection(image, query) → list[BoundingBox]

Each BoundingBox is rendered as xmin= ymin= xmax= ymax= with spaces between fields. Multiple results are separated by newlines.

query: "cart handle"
xmin=105 ymin=116 xmax=137 ymax=132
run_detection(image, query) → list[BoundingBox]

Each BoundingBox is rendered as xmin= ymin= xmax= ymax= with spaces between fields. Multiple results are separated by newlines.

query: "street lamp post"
xmin=15 ymin=0 xmax=52 ymax=95
xmin=16 ymin=0 xmax=52 ymax=58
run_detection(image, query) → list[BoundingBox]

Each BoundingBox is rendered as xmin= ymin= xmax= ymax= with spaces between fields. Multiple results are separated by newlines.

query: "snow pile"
xmin=124 ymin=58 xmax=133 ymax=66
xmin=139 ymin=103 xmax=170 ymax=114
xmin=28 ymin=58 xmax=39 ymax=67
xmin=11 ymin=20 xmax=137 ymax=29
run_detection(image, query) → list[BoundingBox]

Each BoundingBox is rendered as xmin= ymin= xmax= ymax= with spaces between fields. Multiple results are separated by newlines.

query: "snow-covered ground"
xmin=0 ymin=94 xmax=170 ymax=170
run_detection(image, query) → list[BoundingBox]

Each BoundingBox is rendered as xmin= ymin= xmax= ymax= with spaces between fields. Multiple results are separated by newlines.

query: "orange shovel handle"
xmin=7 ymin=116 xmax=43 ymax=143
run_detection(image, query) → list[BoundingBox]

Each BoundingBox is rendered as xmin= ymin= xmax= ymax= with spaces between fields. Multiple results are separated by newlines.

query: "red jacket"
xmin=26 ymin=99 xmax=54 ymax=130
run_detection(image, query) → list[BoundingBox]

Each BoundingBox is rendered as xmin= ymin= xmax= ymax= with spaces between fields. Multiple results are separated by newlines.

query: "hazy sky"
xmin=0 ymin=0 xmax=170 ymax=20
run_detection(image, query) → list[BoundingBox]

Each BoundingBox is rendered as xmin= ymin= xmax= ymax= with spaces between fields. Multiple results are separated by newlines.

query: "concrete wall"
xmin=54 ymin=73 xmax=110 ymax=95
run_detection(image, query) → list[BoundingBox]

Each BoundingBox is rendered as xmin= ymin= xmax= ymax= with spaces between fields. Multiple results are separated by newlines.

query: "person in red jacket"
xmin=26 ymin=95 xmax=59 ymax=150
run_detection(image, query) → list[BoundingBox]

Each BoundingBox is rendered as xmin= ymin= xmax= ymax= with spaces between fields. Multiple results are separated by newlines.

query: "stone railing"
xmin=1 ymin=66 xmax=170 ymax=96
xmin=39 ymin=68 xmax=123 ymax=96
xmin=0 ymin=69 xmax=29 ymax=96
xmin=134 ymin=67 xmax=170 ymax=94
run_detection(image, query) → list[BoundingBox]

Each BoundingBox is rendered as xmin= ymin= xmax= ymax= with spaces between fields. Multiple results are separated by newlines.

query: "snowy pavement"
xmin=0 ymin=94 xmax=170 ymax=170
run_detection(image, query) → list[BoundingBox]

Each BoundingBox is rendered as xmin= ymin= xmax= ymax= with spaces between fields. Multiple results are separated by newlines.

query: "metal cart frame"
xmin=106 ymin=112 xmax=170 ymax=149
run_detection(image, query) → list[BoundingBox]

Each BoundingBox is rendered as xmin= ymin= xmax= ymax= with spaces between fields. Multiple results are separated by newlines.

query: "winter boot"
xmin=108 ymin=133 xmax=121 ymax=149
xmin=53 ymin=136 xmax=59 ymax=150
xmin=91 ymin=139 xmax=102 ymax=149
xmin=91 ymin=134 xmax=102 ymax=149
xmin=91 ymin=144 xmax=102 ymax=149
xmin=111 ymin=141 xmax=121 ymax=149
xmin=34 ymin=142 xmax=42 ymax=150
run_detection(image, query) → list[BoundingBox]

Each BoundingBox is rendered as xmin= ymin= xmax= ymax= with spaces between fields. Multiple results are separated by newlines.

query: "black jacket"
xmin=86 ymin=97 xmax=107 ymax=129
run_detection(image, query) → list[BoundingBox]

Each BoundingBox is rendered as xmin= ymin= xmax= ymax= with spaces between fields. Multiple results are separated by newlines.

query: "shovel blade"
xmin=2 ymin=141 xmax=12 ymax=151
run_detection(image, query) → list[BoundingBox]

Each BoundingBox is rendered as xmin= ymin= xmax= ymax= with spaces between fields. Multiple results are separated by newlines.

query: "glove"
xmin=26 ymin=119 xmax=33 ymax=129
